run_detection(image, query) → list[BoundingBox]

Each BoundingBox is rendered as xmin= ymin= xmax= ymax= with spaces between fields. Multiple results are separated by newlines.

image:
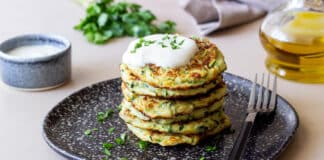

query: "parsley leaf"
xmin=84 ymin=128 xmax=98 ymax=136
xmin=84 ymin=129 xmax=92 ymax=136
xmin=97 ymin=109 xmax=114 ymax=123
xmin=103 ymin=142 xmax=114 ymax=150
xmin=138 ymin=140 xmax=149 ymax=150
xmin=115 ymin=132 xmax=127 ymax=145
xmin=108 ymin=127 xmax=115 ymax=134
xmin=103 ymin=149 xmax=111 ymax=156
xmin=98 ymin=13 xmax=109 ymax=27
xmin=205 ymin=145 xmax=217 ymax=152
xmin=102 ymin=142 xmax=114 ymax=156
xmin=75 ymin=0 xmax=176 ymax=44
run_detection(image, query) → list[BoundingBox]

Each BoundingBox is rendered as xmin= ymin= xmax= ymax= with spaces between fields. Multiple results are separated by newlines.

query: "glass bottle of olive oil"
xmin=260 ymin=0 xmax=324 ymax=83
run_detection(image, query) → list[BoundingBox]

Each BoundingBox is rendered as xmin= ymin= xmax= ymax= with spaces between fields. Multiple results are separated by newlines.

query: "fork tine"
xmin=269 ymin=75 xmax=277 ymax=111
xmin=256 ymin=73 xmax=264 ymax=110
xmin=247 ymin=74 xmax=257 ymax=112
xmin=262 ymin=73 xmax=270 ymax=111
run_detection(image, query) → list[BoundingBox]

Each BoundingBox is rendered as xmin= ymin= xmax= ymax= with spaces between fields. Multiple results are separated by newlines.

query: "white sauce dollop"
xmin=7 ymin=45 xmax=60 ymax=58
xmin=122 ymin=34 xmax=198 ymax=68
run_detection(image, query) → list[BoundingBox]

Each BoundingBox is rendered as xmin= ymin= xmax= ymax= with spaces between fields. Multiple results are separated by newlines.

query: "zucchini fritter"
xmin=120 ymin=38 xmax=227 ymax=89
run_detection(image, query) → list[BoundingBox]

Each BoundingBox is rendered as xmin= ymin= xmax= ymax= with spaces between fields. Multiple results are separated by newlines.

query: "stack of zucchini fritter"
xmin=119 ymin=38 xmax=231 ymax=146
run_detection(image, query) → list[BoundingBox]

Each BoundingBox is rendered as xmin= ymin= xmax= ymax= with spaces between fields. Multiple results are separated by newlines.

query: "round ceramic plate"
xmin=43 ymin=73 xmax=299 ymax=160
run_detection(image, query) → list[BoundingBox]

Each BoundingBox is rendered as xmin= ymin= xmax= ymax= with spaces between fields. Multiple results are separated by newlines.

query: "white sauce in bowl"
xmin=7 ymin=45 xmax=60 ymax=58
xmin=122 ymin=34 xmax=198 ymax=68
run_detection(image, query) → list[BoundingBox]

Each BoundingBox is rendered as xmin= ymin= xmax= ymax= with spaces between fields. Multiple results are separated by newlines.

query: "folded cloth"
xmin=180 ymin=0 xmax=286 ymax=35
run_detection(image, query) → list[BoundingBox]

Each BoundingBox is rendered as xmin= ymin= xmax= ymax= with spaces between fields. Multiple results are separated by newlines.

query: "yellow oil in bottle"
xmin=260 ymin=11 xmax=324 ymax=83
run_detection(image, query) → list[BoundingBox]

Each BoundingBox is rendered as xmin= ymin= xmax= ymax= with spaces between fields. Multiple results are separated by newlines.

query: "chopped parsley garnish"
xmin=74 ymin=0 xmax=176 ymax=44
xmin=131 ymin=34 xmax=186 ymax=53
xmin=143 ymin=40 xmax=156 ymax=46
xmin=102 ymin=142 xmax=114 ymax=156
xmin=103 ymin=149 xmax=111 ymax=156
xmin=158 ymin=42 xmax=167 ymax=48
xmin=162 ymin=35 xmax=170 ymax=40
xmin=199 ymin=157 xmax=205 ymax=160
xmin=103 ymin=142 xmax=114 ymax=149
xmin=131 ymin=38 xmax=144 ymax=53
xmin=84 ymin=128 xmax=98 ymax=136
xmin=84 ymin=129 xmax=92 ymax=136
xmin=138 ymin=140 xmax=149 ymax=150
xmin=97 ymin=109 xmax=114 ymax=123
xmin=115 ymin=133 xmax=127 ymax=145
xmin=131 ymin=38 xmax=156 ymax=53
xmin=205 ymin=145 xmax=217 ymax=152
xmin=179 ymin=39 xmax=185 ymax=45
xmin=170 ymin=42 xmax=180 ymax=49
xmin=108 ymin=127 xmax=115 ymax=134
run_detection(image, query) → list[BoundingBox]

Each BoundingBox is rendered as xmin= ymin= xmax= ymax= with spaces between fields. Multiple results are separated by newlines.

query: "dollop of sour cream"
xmin=122 ymin=34 xmax=198 ymax=68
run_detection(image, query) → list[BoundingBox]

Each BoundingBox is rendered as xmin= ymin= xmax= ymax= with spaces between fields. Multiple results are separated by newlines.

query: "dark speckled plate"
xmin=43 ymin=72 xmax=298 ymax=160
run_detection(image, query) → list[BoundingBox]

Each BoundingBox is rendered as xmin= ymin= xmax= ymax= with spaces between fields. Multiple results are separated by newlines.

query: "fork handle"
xmin=228 ymin=113 xmax=257 ymax=160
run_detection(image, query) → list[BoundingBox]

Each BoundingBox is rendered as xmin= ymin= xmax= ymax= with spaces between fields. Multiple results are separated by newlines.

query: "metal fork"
xmin=228 ymin=73 xmax=277 ymax=160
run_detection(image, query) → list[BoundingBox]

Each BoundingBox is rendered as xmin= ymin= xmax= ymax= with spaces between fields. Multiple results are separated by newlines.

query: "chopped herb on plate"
xmin=115 ymin=132 xmax=127 ymax=145
xmin=205 ymin=145 xmax=217 ymax=152
xmin=103 ymin=142 xmax=114 ymax=149
xmin=97 ymin=109 xmax=114 ymax=123
xmin=108 ymin=127 xmax=115 ymax=134
xmin=102 ymin=142 xmax=114 ymax=156
xmin=103 ymin=149 xmax=111 ymax=156
xmin=84 ymin=128 xmax=98 ymax=136
xmin=199 ymin=157 xmax=205 ymax=160
xmin=138 ymin=140 xmax=149 ymax=150
xmin=84 ymin=129 xmax=92 ymax=136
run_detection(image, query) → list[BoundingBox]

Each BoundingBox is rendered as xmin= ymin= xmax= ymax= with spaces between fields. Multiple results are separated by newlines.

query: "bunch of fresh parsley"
xmin=74 ymin=0 xmax=176 ymax=44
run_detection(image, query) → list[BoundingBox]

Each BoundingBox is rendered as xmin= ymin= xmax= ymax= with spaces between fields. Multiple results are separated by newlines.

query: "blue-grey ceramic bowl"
xmin=0 ymin=34 xmax=71 ymax=91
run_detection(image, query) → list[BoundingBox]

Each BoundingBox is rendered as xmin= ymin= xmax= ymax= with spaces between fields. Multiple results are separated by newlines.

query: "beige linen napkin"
xmin=180 ymin=0 xmax=286 ymax=35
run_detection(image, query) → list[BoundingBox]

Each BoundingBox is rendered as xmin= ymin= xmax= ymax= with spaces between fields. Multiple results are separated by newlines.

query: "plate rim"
xmin=42 ymin=77 xmax=120 ymax=160
xmin=224 ymin=73 xmax=299 ymax=160
xmin=42 ymin=72 xmax=299 ymax=160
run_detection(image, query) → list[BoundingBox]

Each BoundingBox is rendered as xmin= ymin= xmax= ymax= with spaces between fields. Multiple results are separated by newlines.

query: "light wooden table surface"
xmin=0 ymin=0 xmax=323 ymax=159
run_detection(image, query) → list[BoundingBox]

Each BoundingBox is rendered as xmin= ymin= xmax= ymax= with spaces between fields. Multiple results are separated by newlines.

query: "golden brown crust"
xmin=121 ymin=83 xmax=227 ymax=119
xmin=121 ymin=79 xmax=225 ymax=99
xmin=126 ymin=116 xmax=231 ymax=146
